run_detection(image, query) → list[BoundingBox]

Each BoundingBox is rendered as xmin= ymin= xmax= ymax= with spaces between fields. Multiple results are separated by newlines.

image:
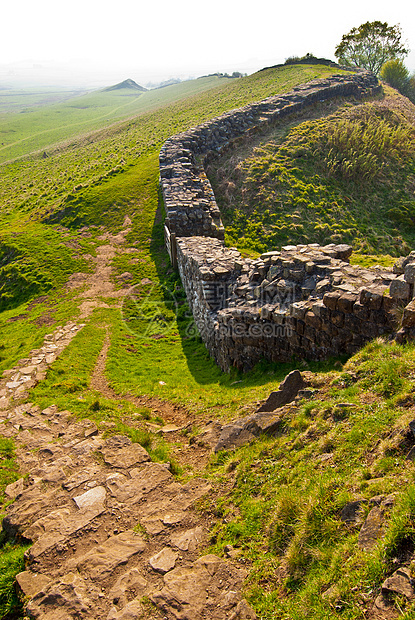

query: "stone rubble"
xmin=0 ymin=322 xmax=85 ymax=410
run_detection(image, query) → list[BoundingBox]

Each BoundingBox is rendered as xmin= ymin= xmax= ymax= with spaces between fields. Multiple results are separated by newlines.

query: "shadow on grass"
xmin=149 ymin=192 xmax=346 ymax=389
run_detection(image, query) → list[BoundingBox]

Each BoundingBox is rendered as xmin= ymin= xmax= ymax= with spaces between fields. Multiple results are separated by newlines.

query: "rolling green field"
xmin=0 ymin=86 xmax=90 ymax=113
xmin=1 ymin=63 xmax=415 ymax=620
xmin=0 ymin=76 xmax=230 ymax=162
xmin=0 ymin=65 xmax=343 ymax=164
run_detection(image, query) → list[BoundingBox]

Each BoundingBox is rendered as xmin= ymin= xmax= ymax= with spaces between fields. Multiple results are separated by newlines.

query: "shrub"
xmin=381 ymin=59 xmax=410 ymax=95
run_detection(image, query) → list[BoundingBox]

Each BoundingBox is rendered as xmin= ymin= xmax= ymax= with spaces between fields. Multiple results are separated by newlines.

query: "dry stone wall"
xmin=160 ymin=71 xmax=415 ymax=372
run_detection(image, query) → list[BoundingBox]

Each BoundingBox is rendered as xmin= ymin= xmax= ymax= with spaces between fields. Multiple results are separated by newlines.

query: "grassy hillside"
xmin=1 ymin=64 xmax=415 ymax=620
xmin=0 ymin=66 xmax=343 ymax=164
xmin=0 ymin=63 xmax=346 ymax=619
xmin=0 ymin=76 xmax=226 ymax=162
xmin=0 ymin=63 xmax=344 ymax=419
xmin=208 ymin=86 xmax=415 ymax=258
xmin=207 ymin=338 xmax=415 ymax=619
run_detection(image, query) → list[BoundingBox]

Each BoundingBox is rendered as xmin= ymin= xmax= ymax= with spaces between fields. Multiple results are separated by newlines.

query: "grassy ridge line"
xmin=208 ymin=86 xmax=415 ymax=257
xmin=0 ymin=66 xmax=343 ymax=164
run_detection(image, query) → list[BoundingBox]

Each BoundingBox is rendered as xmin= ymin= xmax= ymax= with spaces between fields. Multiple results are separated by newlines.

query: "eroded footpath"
xmin=0 ymin=310 xmax=256 ymax=620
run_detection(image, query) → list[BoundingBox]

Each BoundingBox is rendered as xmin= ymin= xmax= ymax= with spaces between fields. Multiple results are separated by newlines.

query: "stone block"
xmin=290 ymin=302 xmax=307 ymax=320
xmin=402 ymin=300 xmax=415 ymax=328
xmin=337 ymin=293 xmax=358 ymax=314
xmin=315 ymin=330 xmax=333 ymax=348
xmin=404 ymin=262 xmax=415 ymax=283
xmin=296 ymin=319 xmax=305 ymax=335
xmin=393 ymin=256 xmax=406 ymax=275
xmin=330 ymin=310 xmax=344 ymax=328
xmin=303 ymin=325 xmax=316 ymax=341
xmin=382 ymin=294 xmax=395 ymax=314
xmin=337 ymin=327 xmax=353 ymax=343
xmin=360 ymin=288 xmax=383 ymax=310
xmin=353 ymin=301 xmax=369 ymax=321
xmin=390 ymin=276 xmax=411 ymax=300
xmin=332 ymin=244 xmax=353 ymax=261
xmin=360 ymin=321 xmax=379 ymax=339
xmin=304 ymin=311 xmax=322 ymax=330
xmin=369 ymin=309 xmax=387 ymax=325
xmin=315 ymin=278 xmax=331 ymax=294
xmin=343 ymin=313 xmax=361 ymax=332
xmin=289 ymin=269 xmax=304 ymax=282
xmin=290 ymin=332 xmax=302 ymax=347
xmin=323 ymin=291 xmax=341 ymax=310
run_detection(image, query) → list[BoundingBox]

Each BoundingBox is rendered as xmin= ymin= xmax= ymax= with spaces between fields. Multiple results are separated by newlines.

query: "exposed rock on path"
xmin=72 ymin=217 xmax=140 ymax=319
xmin=0 ymin=322 xmax=85 ymax=410
xmin=0 ymin=327 xmax=256 ymax=619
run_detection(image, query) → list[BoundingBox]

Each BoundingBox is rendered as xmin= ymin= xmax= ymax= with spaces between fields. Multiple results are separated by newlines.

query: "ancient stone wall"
xmin=160 ymin=71 xmax=415 ymax=372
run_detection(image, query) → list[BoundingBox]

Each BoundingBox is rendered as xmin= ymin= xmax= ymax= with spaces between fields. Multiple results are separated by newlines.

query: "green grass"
xmin=0 ymin=86 xmax=89 ymax=114
xmin=0 ymin=542 xmax=27 ymax=620
xmin=0 ymin=77 xmax=229 ymax=162
xmin=0 ymin=63 xmax=343 ymax=376
xmin=0 ymin=66 xmax=333 ymax=164
xmin=204 ymin=337 xmax=415 ymax=619
xmin=209 ymin=88 xmax=415 ymax=256
xmin=2 ymin=63 xmax=415 ymax=619
xmin=0 ymin=438 xmax=25 ymax=620
xmin=0 ymin=438 xmax=19 ymax=506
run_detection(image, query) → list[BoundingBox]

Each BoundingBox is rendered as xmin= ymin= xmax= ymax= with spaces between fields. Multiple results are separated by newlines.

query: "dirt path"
xmin=0 ymin=212 xmax=257 ymax=618
xmin=0 ymin=323 xmax=256 ymax=620
xmin=66 ymin=216 xmax=138 ymax=319
xmin=89 ymin=330 xmax=199 ymax=428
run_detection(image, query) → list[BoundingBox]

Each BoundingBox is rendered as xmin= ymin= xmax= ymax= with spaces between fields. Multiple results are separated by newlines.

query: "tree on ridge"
xmin=335 ymin=21 xmax=409 ymax=75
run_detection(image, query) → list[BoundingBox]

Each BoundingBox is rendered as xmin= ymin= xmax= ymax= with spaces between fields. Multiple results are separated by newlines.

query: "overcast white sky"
xmin=1 ymin=0 xmax=414 ymax=88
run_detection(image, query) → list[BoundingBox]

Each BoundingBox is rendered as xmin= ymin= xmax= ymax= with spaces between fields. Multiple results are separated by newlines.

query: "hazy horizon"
xmin=1 ymin=0 xmax=414 ymax=91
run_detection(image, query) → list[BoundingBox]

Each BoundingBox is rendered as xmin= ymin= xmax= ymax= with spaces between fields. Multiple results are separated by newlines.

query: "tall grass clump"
xmin=317 ymin=105 xmax=415 ymax=180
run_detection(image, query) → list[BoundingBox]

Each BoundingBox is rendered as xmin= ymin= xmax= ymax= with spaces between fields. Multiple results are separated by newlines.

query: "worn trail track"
xmin=0 ymin=215 xmax=256 ymax=619
xmin=0 ymin=323 xmax=256 ymax=620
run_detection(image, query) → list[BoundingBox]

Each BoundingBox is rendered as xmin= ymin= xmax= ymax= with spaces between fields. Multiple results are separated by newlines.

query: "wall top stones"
xmin=158 ymin=70 xmax=415 ymax=371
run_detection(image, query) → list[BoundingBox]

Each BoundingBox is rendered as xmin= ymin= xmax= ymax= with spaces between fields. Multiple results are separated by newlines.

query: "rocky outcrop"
xmin=256 ymin=370 xmax=305 ymax=412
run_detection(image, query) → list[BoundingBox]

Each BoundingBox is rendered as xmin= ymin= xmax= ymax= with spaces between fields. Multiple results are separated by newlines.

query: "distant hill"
xmin=103 ymin=78 xmax=147 ymax=92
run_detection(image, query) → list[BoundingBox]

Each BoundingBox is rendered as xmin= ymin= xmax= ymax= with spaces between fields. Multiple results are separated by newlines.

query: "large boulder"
xmin=256 ymin=370 xmax=305 ymax=412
